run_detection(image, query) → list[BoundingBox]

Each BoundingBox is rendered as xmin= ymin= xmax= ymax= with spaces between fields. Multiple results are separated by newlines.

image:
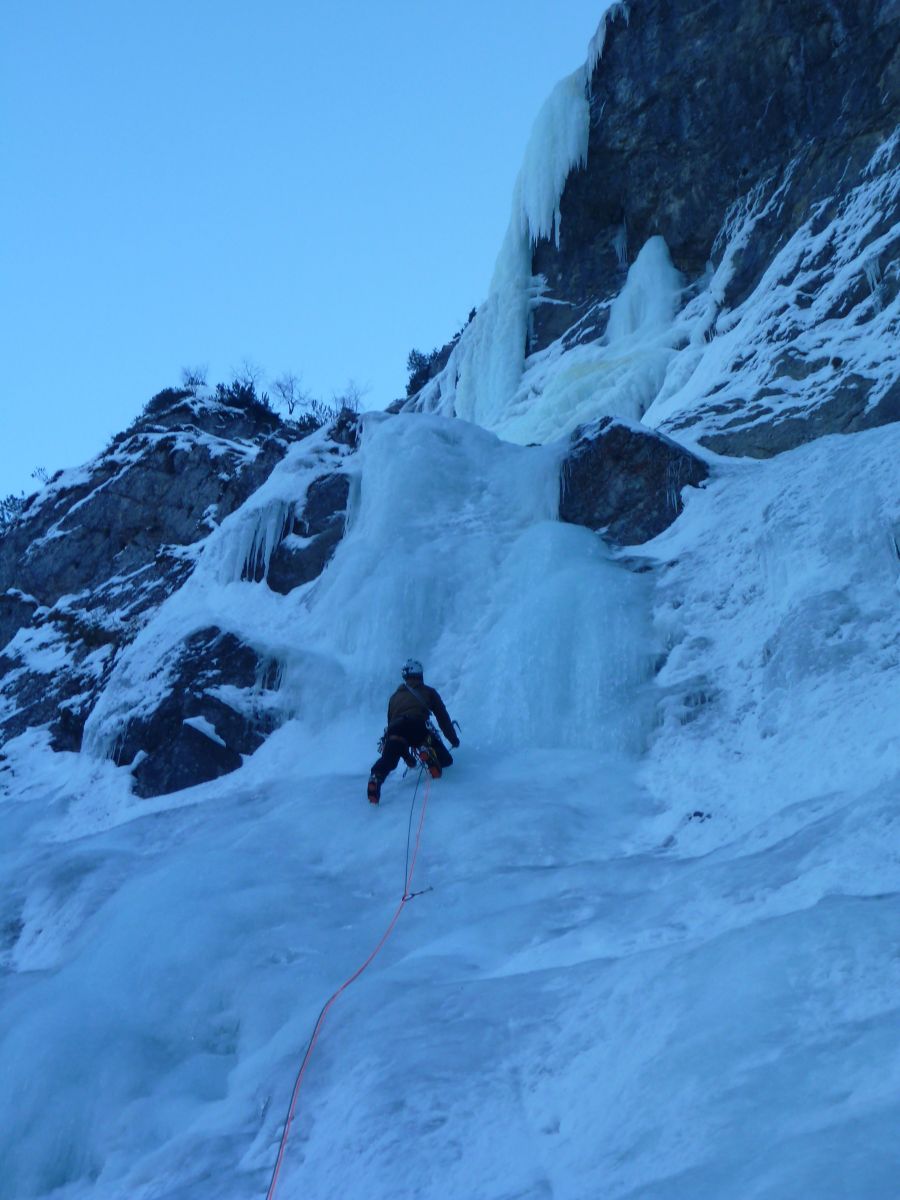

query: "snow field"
xmin=5 ymin=737 xmax=896 ymax=1197
xmin=640 ymin=423 xmax=900 ymax=831
xmin=0 ymin=726 xmax=650 ymax=1199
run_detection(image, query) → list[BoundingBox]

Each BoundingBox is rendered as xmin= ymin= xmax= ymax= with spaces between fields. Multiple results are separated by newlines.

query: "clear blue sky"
xmin=2 ymin=1 xmax=605 ymax=496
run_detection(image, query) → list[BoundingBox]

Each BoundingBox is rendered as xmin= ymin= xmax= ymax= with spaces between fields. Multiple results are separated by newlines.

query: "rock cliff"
xmin=0 ymin=390 xmax=357 ymax=793
xmin=537 ymin=0 xmax=899 ymax=456
xmin=407 ymin=0 xmax=899 ymax=459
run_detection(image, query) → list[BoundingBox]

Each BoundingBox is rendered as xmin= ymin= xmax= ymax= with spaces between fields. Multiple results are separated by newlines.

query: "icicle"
xmin=585 ymin=2 xmax=631 ymax=90
xmin=612 ymin=223 xmax=629 ymax=267
xmin=206 ymin=500 xmax=294 ymax=585
xmin=413 ymin=68 xmax=591 ymax=432
xmin=863 ymin=256 xmax=883 ymax=309
xmin=239 ymin=502 xmax=293 ymax=584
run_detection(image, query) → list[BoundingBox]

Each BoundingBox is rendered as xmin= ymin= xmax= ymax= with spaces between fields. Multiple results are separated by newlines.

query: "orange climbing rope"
xmin=265 ymin=772 xmax=433 ymax=1200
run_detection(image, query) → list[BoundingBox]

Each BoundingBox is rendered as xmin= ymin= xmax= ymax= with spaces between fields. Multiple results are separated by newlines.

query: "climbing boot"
xmin=417 ymin=745 xmax=442 ymax=780
xmin=367 ymin=774 xmax=381 ymax=804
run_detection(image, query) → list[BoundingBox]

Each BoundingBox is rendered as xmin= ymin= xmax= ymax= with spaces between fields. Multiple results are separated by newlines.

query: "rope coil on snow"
xmin=265 ymin=770 xmax=433 ymax=1199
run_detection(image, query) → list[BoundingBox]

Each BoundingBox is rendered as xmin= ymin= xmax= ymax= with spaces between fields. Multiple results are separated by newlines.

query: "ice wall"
xmin=276 ymin=414 xmax=654 ymax=753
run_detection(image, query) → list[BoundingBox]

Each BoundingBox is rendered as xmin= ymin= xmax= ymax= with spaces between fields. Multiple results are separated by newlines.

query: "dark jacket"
xmin=387 ymin=682 xmax=456 ymax=744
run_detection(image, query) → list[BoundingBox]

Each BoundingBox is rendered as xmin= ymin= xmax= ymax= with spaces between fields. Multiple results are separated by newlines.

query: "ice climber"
xmin=367 ymin=659 xmax=460 ymax=804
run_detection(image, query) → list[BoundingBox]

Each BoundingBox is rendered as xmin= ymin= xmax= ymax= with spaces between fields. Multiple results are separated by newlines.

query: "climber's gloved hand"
xmin=450 ymin=735 xmax=460 ymax=749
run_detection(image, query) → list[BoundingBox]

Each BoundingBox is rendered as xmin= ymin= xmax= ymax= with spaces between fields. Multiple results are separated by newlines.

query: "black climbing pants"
xmin=371 ymin=715 xmax=454 ymax=781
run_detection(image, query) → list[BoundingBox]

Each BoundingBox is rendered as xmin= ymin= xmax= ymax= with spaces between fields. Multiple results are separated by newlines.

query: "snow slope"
xmin=1 ymin=412 xmax=898 ymax=1199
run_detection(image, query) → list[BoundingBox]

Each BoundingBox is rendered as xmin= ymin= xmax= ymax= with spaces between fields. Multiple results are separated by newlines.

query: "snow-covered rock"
xmin=113 ymin=626 xmax=281 ymax=798
xmin=0 ymin=391 xmax=356 ymax=782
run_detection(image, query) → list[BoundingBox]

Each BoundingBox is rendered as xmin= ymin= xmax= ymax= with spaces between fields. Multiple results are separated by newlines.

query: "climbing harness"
xmin=265 ymin=768 xmax=434 ymax=1200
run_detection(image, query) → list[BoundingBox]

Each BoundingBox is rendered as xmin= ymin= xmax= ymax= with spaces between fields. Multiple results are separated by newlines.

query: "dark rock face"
xmin=560 ymin=417 xmax=709 ymax=546
xmin=0 ymin=592 xmax=39 ymax=659
xmin=534 ymin=0 xmax=898 ymax=345
xmin=0 ymin=569 xmax=189 ymax=753
xmin=113 ymin=627 xmax=280 ymax=798
xmin=95 ymin=421 xmax=358 ymax=797
xmin=267 ymin=473 xmax=351 ymax=595
xmin=0 ymin=391 xmax=297 ymax=752
xmin=108 ymin=453 xmax=354 ymax=795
